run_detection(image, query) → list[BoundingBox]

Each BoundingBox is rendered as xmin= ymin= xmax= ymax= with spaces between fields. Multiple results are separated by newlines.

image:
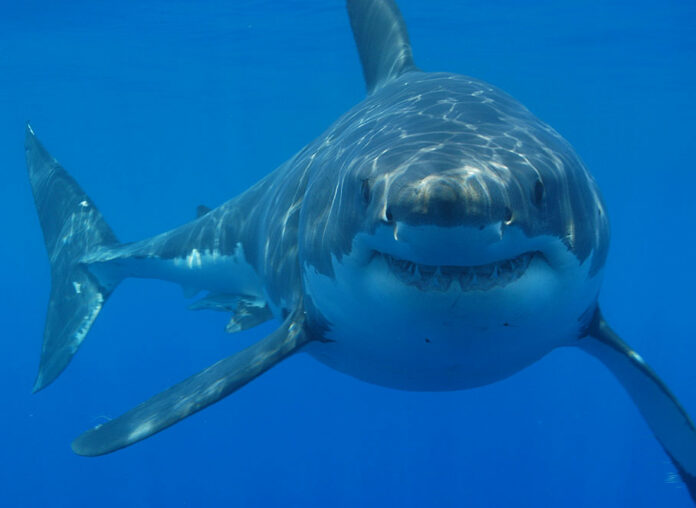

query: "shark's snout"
xmin=385 ymin=175 xmax=511 ymax=228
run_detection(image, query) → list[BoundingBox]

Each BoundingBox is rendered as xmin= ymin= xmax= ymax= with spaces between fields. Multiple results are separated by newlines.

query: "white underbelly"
xmin=109 ymin=244 xmax=264 ymax=299
xmin=305 ymin=321 xmax=569 ymax=391
xmin=303 ymin=254 xmax=602 ymax=391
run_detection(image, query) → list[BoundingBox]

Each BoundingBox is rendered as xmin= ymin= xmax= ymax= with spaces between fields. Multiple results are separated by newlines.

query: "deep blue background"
xmin=2 ymin=1 xmax=695 ymax=506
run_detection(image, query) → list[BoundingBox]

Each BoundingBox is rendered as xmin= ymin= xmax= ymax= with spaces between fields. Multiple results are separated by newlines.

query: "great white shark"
xmin=26 ymin=0 xmax=696 ymax=500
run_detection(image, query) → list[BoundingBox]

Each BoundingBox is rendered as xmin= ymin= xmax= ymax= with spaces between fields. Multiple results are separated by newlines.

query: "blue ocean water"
xmin=2 ymin=0 xmax=695 ymax=506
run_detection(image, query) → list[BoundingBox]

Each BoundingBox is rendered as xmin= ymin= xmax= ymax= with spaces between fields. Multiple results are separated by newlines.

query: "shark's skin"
xmin=25 ymin=0 xmax=696 ymax=502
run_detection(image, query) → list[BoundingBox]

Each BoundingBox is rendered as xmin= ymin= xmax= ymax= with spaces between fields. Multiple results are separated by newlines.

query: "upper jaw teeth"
xmin=381 ymin=251 xmax=535 ymax=292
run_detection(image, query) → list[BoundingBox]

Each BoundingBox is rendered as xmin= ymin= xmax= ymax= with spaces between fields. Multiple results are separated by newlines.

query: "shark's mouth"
xmin=380 ymin=251 xmax=537 ymax=291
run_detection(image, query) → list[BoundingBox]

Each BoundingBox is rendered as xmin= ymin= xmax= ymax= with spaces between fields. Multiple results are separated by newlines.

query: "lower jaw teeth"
xmin=384 ymin=252 xmax=533 ymax=291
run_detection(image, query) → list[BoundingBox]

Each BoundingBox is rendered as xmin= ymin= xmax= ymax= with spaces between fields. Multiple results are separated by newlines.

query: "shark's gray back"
xmin=295 ymin=71 xmax=609 ymax=280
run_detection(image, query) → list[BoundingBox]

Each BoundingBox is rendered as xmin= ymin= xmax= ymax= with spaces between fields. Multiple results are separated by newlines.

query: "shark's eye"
xmin=361 ymin=179 xmax=371 ymax=204
xmin=504 ymin=207 xmax=513 ymax=224
xmin=533 ymin=179 xmax=545 ymax=206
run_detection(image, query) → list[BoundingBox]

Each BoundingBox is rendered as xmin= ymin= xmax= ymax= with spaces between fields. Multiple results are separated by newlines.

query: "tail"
xmin=26 ymin=124 xmax=123 ymax=392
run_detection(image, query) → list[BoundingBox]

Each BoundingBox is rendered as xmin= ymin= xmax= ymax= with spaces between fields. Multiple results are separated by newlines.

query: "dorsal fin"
xmin=196 ymin=205 xmax=211 ymax=218
xmin=347 ymin=0 xmax=418 ymax=94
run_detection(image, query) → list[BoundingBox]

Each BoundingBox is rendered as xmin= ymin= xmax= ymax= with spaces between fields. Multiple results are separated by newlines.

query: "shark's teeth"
xmin=382 ymin=251 xmax=535 ymax=292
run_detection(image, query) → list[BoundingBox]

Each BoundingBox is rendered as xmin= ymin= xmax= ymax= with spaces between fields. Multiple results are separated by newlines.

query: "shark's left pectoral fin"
xmin=188 ymin=293 xmax=273 ymax=334
xmin=72 ymin=308 xmax=312 ymax=456
xmin=579 ymin=308 xmax=696 ymax=501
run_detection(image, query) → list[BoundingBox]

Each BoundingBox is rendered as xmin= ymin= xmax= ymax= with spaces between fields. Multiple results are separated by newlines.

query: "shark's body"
xmin=26 ymin=0 xmax=696 ymax=502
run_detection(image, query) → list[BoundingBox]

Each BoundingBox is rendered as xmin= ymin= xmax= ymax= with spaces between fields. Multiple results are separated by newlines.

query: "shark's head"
xmin=300 ymin=73 xmax=610 ymax=390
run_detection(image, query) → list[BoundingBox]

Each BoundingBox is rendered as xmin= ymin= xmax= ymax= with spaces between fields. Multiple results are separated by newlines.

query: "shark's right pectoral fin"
xmin=72 ymin=309 xmax=312 ymax=456
xmin=578 ymin=308 xmax=696 ymax=502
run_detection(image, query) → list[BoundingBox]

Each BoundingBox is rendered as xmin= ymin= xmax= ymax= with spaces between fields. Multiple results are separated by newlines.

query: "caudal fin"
xmin=26 ymin=124 xmax=122 ymax=392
